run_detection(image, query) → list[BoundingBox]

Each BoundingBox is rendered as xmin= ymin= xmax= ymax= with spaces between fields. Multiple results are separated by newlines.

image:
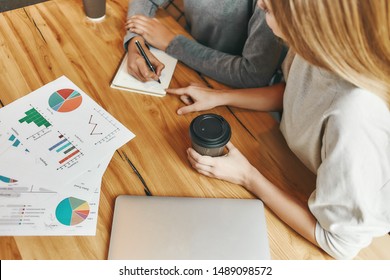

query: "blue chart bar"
xmin=56 ymin=142 xmax=71 ymax=152
xmin=13 ymin=140 xmax=21 ymax=147
xmin=8 ymin=134 xmax=21 ymax=147
xmin=49 ymin=134 xmax=80 ymax=164
xmin=49 ymin=138 xmax=67 ymax=151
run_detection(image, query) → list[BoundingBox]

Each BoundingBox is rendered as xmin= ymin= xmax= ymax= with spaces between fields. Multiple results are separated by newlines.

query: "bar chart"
xmin=18 ymin=106 xmax=52 ymax=141
xmin=48 ymin=132 xmax=83 ymax=168
xmin=19 ymin=107 xmax=51 ymax=128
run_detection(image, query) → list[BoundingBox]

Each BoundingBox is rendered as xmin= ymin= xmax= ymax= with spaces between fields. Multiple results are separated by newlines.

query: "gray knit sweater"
xmin=124 ymin=0 xmax=284 ymax=88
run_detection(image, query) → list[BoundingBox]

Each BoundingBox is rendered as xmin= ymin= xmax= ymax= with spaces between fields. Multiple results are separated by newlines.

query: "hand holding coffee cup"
xmin=189 ymin=114 xmax=231 ymax=157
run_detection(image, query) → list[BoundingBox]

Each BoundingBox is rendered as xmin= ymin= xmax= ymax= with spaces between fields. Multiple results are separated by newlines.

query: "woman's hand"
xmin=126 ymin=37 xmax=165 ymax=82
xmin=187 ymin=142 xmax=257 ymax=187
xmin=166 ymin=83 xmax=224 ymax=114
xmin=125 ymin=15 xmax=176 ymax=51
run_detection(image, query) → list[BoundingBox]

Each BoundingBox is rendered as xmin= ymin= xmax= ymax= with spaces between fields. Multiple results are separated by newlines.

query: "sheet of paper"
xmin=111 ymin=48 xmax=178 ymax=97
xmin=0 ymin=76 xmax=135 ymax=188
xmin=0 ymin=155 xmax=111 ymax=236
xmin=0 ymin=76 xmax=135 ymax=236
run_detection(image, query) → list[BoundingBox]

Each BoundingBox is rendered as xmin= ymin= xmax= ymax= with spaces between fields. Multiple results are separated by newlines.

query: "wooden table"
xmin=0 ymin=0 xmax=389 ymax=260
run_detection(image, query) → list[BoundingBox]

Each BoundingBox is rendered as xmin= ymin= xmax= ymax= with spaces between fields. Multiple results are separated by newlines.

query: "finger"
xmin=196 ymin=169 xmax=214 ymax=178
xmin=127 ymin=66 xmax=147 ymax=82
xmin=152 ymin=17 xmax=161 ymax=24
xmin=180 ymin=95 xmax=193 ymax=105
xmin=189 ymin=82 xmax=207 ymax=88
xmin=147 ymin=52 xmax=165 ymax=76
xmin=130 ymin=15 xmax=150 ymax=22
xmin=187 ymin=153 xmax=213 ymax=173
xmin=129 ymin=26 xmax=147 ymax=36
xmin=225 ymin=141 xmax=235 ymax=151
xmin=165 ymin=87 xmax=189 ymax=96
xmin=135 ymin=57 xmax=156 ymax=81
xmin=127 ymin=59 xmax=147 ymax=82
xmin=155 ymin=63 xmax=165 ymax=76
xmin=187 ymin=148 xmax=215 ymax=167
xmin=177 ymin=104 xmax=199 ymax=115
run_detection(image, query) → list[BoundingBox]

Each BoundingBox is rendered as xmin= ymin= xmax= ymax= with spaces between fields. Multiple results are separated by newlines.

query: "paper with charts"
xmin=0 ymin=76 xmax=135 ymax=235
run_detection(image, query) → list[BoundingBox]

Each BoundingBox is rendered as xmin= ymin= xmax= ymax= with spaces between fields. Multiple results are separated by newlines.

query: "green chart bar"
xmin=18 ymin=108 xmax=51 ymax=128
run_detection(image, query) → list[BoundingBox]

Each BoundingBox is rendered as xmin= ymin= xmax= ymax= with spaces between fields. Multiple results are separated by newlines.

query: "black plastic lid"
xmin=189 ymin=114 xmax=231 ymax=148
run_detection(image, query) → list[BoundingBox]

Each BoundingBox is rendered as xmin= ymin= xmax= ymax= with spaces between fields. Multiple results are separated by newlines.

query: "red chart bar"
xmin=59 ymin=150 xmax=80 ymax=164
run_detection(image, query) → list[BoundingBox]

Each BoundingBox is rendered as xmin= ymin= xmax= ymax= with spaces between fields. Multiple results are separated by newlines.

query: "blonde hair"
xmin=267 ymin=0 xmax=390 ymax=105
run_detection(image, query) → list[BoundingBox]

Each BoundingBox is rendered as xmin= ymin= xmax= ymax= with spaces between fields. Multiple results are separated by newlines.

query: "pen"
xmin=121 ymin=151 xmax=153 ymax=196
xmin=135 ymin=40 xmax=161 ymax=84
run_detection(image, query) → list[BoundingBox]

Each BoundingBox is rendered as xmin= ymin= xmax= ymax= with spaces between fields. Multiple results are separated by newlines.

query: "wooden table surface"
xmin=0 ymin=0 xmax=389 ymax=260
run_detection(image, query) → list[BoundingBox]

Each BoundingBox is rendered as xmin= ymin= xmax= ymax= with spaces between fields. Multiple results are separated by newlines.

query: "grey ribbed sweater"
xmin=124 ymin=0 xmax=284 ymax=88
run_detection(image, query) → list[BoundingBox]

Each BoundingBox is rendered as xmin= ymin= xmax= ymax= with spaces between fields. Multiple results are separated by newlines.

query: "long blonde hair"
xmin=267 ymin=0 xmax=390 ymax=106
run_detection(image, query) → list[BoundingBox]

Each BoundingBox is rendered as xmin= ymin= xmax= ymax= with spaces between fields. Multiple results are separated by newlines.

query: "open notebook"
xmin=111 ymin=48 xmax=178 ymax=97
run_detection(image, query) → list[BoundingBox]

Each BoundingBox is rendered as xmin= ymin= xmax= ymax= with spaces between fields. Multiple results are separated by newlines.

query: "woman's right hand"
xmin=166 ymin=83 xmax=224 ymax=115
xmin=126 ymin=37 xmax=165 ymax=83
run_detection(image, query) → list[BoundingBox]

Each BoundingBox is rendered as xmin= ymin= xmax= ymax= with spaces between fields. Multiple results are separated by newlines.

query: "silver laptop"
xmin=108 ymin=195 xmax=270 ymax=260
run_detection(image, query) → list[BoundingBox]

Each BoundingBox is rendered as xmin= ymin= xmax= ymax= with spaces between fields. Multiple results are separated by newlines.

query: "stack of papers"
xmin=0 ymin=76 xmax=135 ymax=236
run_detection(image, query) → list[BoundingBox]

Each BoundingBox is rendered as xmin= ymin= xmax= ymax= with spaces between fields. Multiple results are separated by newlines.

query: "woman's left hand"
xmin=187 ymin=142 xmax=255 ymax=187
xmin=125 ymin=15 xmax=176 ymax=51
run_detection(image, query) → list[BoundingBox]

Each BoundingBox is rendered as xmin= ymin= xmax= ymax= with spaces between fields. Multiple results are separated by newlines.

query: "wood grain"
xmin=0 ymin=0 xmax=388 ymax=260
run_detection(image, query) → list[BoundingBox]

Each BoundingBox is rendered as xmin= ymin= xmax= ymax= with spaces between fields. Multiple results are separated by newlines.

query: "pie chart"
xmin=55 ymin=197 xmax=90 ymax=226
xmin=48 ymin=89 xmax=82 ymax=112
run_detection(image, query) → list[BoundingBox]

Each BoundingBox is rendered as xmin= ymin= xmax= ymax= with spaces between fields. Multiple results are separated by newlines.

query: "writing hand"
xmin=125 ymin=15 xmax=175 ymax=51
xmin=166 ymin=83 xmax=223 ymax=115
xmin=126 ymin=37 xmax=165 ymax=82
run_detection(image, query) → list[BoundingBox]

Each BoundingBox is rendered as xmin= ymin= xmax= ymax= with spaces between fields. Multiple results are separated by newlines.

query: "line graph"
xmin=88 ymin=115 xmax=103 ymax=135
xmin=89 ymin=108 xmax=120 ymax=145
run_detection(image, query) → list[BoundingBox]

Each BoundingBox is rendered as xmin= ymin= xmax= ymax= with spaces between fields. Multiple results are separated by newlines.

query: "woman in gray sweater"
xmin=167 ymin=0 xmax=390 ymax=259
xmin=124 ymin=0 xmax=284 ymax=88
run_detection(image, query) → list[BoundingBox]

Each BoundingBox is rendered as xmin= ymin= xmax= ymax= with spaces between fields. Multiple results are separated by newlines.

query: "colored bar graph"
xmin=49 ymin=134 xmax=81 ymax=165
xmin=19 ymin=107 xmax=51 ymax=128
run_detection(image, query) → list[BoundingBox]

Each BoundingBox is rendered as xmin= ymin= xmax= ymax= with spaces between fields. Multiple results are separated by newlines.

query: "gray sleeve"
xmin=123 ymin=0 xmax=171 ymax=50
xmin=165 ymin=8 xmax=285 ymax=88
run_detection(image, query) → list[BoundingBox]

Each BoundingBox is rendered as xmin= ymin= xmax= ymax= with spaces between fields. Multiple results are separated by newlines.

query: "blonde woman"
xmin=167 ymin=0 xmax=390 ymax=259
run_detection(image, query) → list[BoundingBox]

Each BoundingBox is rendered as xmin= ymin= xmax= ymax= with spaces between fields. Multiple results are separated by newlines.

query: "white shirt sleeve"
xmin=308 ymin=91 xmax=390 ymax=259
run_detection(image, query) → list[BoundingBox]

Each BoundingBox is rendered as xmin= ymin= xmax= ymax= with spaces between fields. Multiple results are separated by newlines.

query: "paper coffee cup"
xmin=82 ymin=0 xmax=106 ymax=21
xmin=189 ymin=114 xmax=231 ymax=157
